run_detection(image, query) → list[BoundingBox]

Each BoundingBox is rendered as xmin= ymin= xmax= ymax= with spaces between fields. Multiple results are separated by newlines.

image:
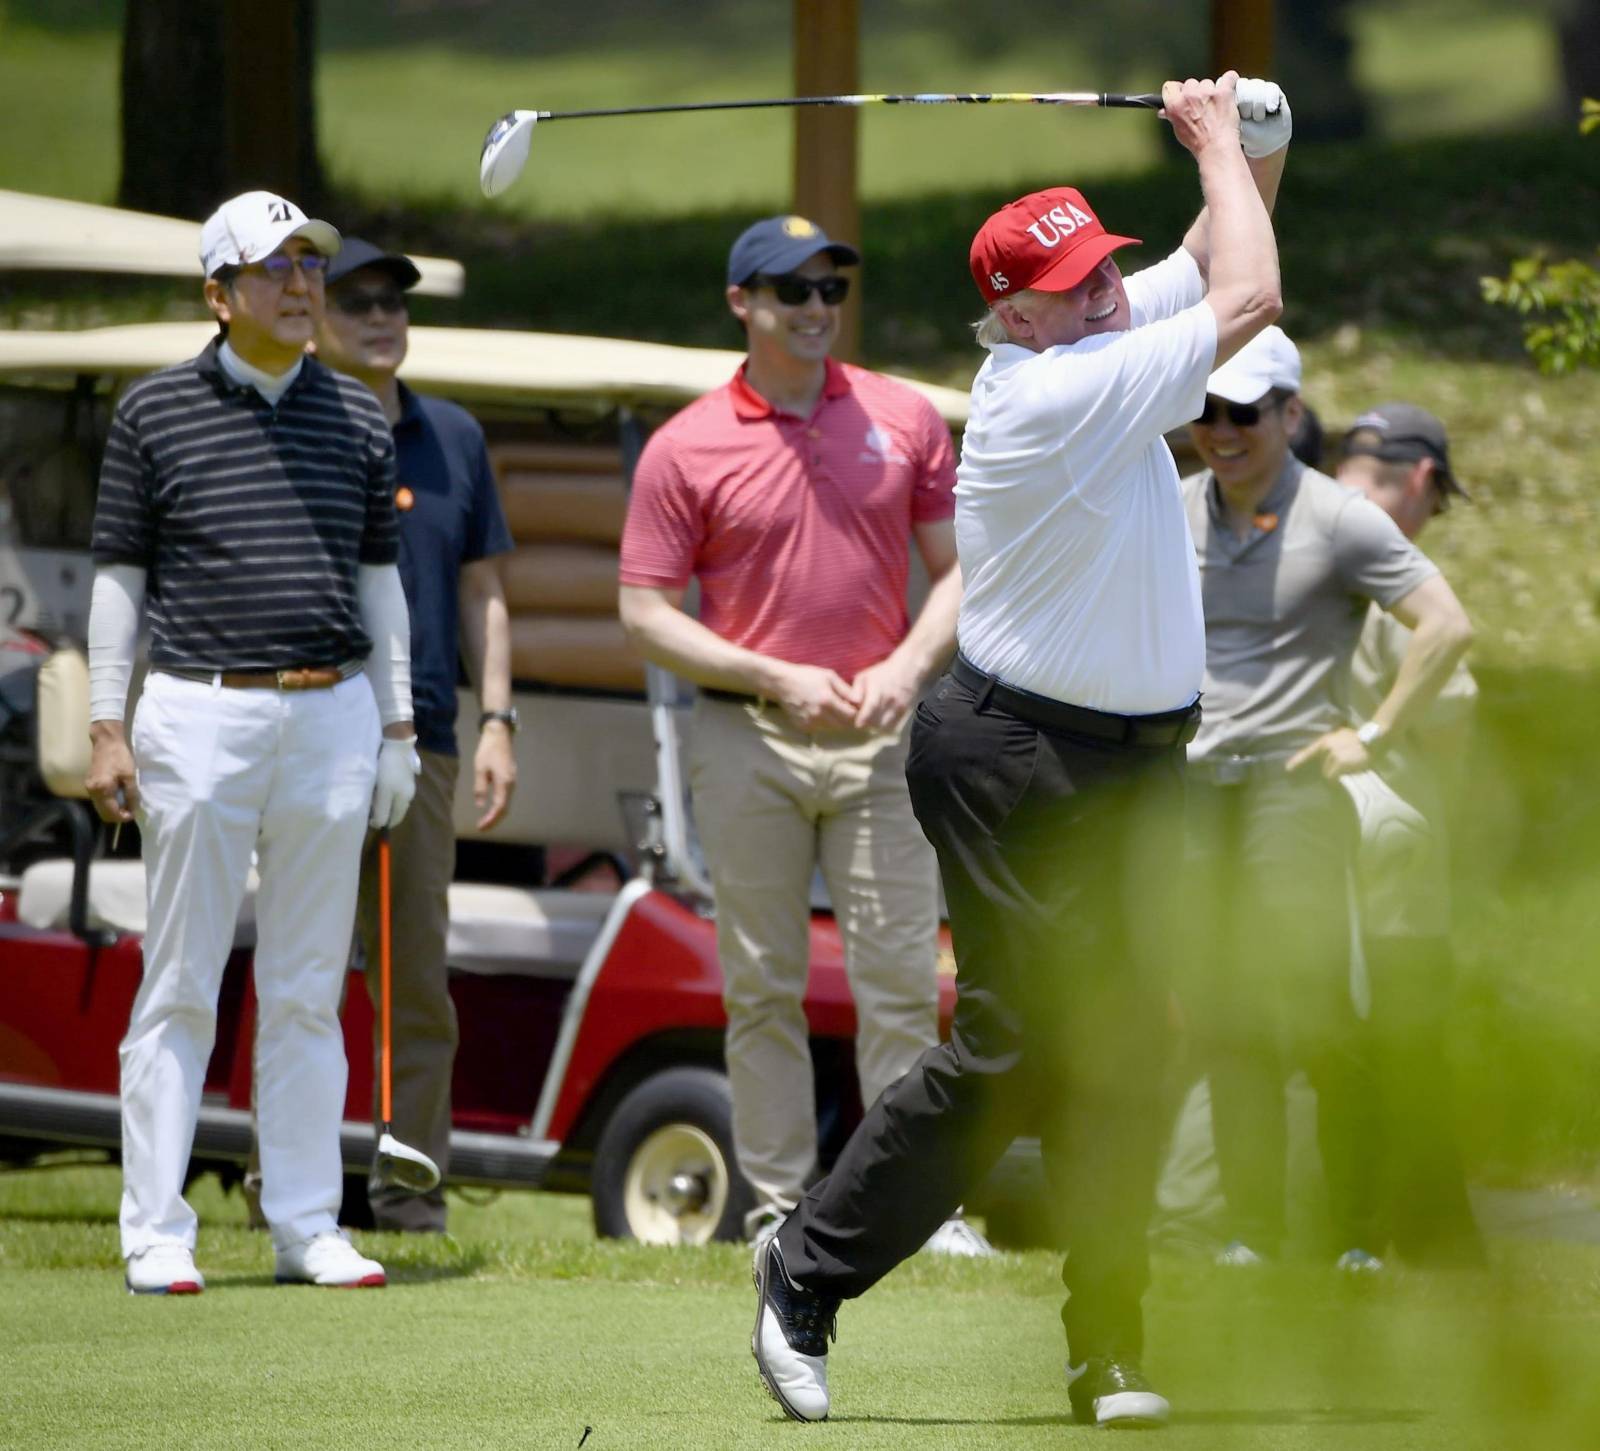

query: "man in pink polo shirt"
xmin=618 ymin=214 xmax=983 ymax=1257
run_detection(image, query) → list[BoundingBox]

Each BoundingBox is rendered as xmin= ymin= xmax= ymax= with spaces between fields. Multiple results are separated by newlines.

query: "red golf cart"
xmin=0 ymin=311 xmax=1050 ymax=1244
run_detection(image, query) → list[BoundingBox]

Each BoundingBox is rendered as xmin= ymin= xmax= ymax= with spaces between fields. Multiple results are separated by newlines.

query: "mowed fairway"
xmin=3 ymin=1166 xmax=1598 ymax=1450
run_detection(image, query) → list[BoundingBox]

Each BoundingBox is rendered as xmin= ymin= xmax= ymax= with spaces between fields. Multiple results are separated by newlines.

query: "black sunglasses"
xmin=1195 ymin=394 xmax=1288 ymax=428
xmin=331 ymin=288 xmax=408 ymax=317
xmin=751 ymin=273 xmax=850 ymax=306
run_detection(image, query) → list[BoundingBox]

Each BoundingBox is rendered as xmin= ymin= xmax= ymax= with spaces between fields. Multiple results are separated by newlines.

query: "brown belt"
xmin=158 ymin=666 xmax=345 ymax=691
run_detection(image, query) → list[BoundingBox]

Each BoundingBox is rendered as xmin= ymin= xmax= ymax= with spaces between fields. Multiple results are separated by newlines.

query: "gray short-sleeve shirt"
xmin=1181 ymin=456 xmax=1437 ymax=759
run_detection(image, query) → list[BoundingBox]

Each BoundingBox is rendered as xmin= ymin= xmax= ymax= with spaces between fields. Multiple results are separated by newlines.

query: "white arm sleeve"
xmin=88 ymin=564 xmax=146 ymax=723
xmin=357 ymin=562 xmax=413 ymax=727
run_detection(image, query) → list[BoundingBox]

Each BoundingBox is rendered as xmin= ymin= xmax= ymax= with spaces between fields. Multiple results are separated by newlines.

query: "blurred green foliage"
xmin=1480 ymin=99 xmax=1600 ymax=374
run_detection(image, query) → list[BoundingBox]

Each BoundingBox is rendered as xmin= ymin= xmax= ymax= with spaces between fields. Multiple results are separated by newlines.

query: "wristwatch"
xmin=480 ymin=708 xmax=520 ymax=734
xmin=1355 ymin=720 xmax=1387 ymax=751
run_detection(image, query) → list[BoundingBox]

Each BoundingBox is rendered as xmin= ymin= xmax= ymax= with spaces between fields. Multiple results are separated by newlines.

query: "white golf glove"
xmin=371 ymin=735 xmax=421 ymax=830
xmin=1236 ymin=78 xmax=1291 ymax=158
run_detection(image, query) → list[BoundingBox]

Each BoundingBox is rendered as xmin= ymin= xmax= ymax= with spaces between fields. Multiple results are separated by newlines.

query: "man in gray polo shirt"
xmin=1339 ymin=403 xmax=1484 ymax=1264
xmin=1178 ymin=328 xmax=1473 ymax=1268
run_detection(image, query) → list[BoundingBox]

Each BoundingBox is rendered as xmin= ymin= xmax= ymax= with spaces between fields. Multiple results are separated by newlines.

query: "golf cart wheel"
xmin=592 ymin=1067 xmax=753 ymax=1245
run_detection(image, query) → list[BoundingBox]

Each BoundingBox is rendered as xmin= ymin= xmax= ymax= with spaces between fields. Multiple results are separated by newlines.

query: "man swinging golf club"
xmin=749 ymin=72 xmax=1291 ymax=1426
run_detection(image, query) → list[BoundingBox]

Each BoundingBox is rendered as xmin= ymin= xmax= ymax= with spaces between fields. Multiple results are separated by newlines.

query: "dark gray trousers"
xmin=777 ymin=670 xmax=1188 ymax=1362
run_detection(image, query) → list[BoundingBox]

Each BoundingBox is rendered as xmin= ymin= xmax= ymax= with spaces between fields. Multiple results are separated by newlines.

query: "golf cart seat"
xmin=442 ymin=882 xmax=615 ymax=979
xmin=16 ymin=856 xmax=262 ymax=947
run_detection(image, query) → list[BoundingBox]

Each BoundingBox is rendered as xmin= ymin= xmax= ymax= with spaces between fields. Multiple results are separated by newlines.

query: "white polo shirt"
xmin=954 ymin=248 xmax=1217 ymax=715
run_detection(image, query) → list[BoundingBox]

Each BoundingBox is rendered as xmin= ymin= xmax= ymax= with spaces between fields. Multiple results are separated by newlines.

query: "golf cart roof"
xmin=0 ymin=321 xmax=971 ymax=424
xmin=0 ymin=190 xmax=465 ymax=298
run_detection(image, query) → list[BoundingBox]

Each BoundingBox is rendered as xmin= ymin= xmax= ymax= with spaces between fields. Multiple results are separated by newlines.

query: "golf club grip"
xmin=1102 ymin=93 xmax=1164 ymax=108
xmin=378 ymin=830 xmax=392 ymax=1126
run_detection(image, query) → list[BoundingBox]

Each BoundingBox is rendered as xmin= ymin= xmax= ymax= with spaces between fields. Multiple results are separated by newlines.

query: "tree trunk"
xmin=1558 ymin=0 xmax=1600 ymax=118
xmin=118 ymin=0 xmax=323 ymax=220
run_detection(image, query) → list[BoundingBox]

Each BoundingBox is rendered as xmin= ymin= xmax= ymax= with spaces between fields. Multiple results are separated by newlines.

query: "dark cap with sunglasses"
xmin=1342 ymin=403 xmax=1469 ymax=501
xmin=325 ymin=237 xmax=422 ymax=291
xmin=727 ymin=214 xmax=860 ymax=287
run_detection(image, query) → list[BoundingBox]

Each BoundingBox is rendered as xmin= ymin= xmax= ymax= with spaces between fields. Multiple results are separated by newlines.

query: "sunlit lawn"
xmin=3 ymin=1163 xmax=1599 ymax=1450
xmin=0 ymin=0 xmax=1567 ymax=217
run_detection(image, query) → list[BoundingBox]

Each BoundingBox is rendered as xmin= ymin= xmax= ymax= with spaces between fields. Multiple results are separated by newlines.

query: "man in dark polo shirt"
xmin=313 ymin=238 xmax=516 ymax=1233
xmin=1178 ymin=330 xmax=1473 ymax=1271
xmin=85 ymin=192 xmax=420 ymax=1294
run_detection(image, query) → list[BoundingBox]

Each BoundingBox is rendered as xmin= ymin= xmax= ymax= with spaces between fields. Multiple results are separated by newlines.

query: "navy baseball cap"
xmin=726 ymin=215 xmax=860 ymax=287
xmin=325 ymin=237 xmax=422 ymax=290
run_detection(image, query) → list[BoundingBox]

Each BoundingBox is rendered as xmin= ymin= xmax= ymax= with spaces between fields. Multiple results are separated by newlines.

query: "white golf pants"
xmin=120 ymin=670 xmax=379 ymax=1257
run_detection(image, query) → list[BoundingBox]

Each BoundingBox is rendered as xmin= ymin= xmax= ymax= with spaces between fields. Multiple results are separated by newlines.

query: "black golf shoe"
xmin=751 ymin=1237 xmax=838 ymax=1422
xmin=1067 ymin=1356 xmax=1171 ymax=1428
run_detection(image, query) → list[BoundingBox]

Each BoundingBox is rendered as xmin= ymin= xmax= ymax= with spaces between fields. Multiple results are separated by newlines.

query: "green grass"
xmin=3 ymin=1164 xmax=1600 ymax=1450
xmin=0 ymin=0 xmax=1570 ymax=217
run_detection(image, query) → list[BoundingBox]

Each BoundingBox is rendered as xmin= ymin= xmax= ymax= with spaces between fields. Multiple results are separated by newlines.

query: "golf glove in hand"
xmin=1236 ymin=78 xmax=1291 ymax=157
xmin=371 ymin=736 xmax=421 ymax=830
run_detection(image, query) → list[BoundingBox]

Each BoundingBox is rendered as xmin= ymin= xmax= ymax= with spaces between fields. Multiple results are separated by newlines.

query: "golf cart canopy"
xmin=0 ymin=189 xmax=465 ymax=298
xmin=0 ymin=321 xmax=971 ymax=423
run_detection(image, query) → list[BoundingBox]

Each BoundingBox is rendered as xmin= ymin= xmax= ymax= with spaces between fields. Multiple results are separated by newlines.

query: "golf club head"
xmin=479 ymin=110 xmax=538 ymax=197
xmin=375 ymin=1131 xmax=442 ymax=1193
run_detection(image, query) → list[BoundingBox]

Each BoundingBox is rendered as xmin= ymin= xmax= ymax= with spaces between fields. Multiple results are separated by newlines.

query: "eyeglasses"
xmin=1195 ymin=393 xmax=1288 ymax=428
xmin=751 ymin=273 xmax=850 ymax=306
xmin=244 ymin=252 xmax=330 ymax=281
xmin=331 ymin=288 xmax=408 ymax=317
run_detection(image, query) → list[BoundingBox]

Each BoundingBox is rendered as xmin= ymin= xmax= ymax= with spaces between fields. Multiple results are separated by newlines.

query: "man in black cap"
xmin=313 ymin=238 xmax=517 ymax=1232
xmin=618 ymin=215 xmax=987 ymax=1258
xmin=1338 ymin=402 xmax=1484 ymax=1265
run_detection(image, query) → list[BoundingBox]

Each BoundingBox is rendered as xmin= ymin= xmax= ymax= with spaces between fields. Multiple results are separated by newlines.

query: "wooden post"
xmin=792 ymin=0 xmax=861 ymax=362
xmin=1210 ymin=0 xmax=1276 ymax=79
xmin=223 ymin=0 xmax=324 ymax=203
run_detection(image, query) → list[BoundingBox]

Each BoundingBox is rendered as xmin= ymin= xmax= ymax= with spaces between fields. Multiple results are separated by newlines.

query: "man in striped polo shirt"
xmin=84 ymin=191 xmax=420 ymax=1295
xmin=619 ymin=215 xmax=987 ymax=1259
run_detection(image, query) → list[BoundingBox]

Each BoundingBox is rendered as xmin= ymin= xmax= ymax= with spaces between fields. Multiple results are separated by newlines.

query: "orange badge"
xmin=1253 ymin=513 xmax=1278 ymax=532
xmin=395 ymin=486 xmax=415 ymax=512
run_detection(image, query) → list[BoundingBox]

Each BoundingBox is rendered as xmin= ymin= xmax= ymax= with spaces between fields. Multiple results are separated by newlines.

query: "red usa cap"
xmin=969 ymin=187 xmax=1139 ymax=305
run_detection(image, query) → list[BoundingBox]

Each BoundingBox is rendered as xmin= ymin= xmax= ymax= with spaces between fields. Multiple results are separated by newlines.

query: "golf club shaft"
xmin=523 ymin=92 xmax=1163 ymax=123
xmin=379 ymin=829 xmax=392 ymax=1129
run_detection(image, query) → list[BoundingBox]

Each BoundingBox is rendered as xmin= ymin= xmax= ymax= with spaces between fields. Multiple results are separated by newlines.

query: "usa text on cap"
xmin=969 ymin=187 xmax=1139 ymax=305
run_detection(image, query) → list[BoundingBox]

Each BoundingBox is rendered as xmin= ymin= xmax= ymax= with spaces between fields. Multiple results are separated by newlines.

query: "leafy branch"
xmin=1480 ymin=100 xmax=1600 ymax=374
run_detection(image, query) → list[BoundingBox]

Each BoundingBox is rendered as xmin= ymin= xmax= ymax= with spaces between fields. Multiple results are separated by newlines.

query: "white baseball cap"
xmin=1205 ymin=325 xmax=1302 ymax=403
xmin=199 ymin=190 xmax=342 ymax=278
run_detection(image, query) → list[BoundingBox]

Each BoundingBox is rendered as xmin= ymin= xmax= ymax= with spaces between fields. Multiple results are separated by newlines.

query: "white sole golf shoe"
xmin=1067 ymin=1357 xmax=1171 ymax=1428
xmin=751 ymin=1238 xmax=835 ymax=1422
xmin=274 ymin=1230 xmax=386 ymax=1287
xmin=125 ymin=1244 xmax=205 ymax=1295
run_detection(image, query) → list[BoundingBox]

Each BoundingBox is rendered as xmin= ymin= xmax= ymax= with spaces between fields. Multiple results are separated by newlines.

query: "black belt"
xmin=949 ymin=653 xmax=1200 ymax=748
xmin=701 ymin=686 xmax=762 ymax=705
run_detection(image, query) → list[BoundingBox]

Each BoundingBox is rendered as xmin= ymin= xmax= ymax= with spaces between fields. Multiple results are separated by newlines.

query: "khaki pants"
xmin=355 ymin=749 xmax=459 ymax=1231
xmin=688 ymin=697 xmax=940 ymax=1214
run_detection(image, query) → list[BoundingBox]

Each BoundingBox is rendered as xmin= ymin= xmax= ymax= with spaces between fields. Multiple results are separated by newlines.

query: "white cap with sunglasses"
xmin=1204 ymin=325 xmax=1302 ymax=405
xmin=200 ymin=190 xmax=341 ymax=278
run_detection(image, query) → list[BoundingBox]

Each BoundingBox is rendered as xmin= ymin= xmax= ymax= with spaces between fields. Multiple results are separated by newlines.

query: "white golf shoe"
xmin=125 ymin=1244 xmax=205 ymax=1295
xmin=751 ymin=1237 xmax=837 ymax=1422
xmin=922 ymin=1216 xmax=997 ymax=1258
xmin=274 ymin=1230 xmax=386 ymax=1288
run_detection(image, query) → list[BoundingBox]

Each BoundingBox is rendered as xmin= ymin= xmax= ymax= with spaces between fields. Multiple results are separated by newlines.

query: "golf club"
xmin=479 ymin=91 xmax=1163 ymax=197
xmin=374 ymin=828 xmax=442 ymax=1194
